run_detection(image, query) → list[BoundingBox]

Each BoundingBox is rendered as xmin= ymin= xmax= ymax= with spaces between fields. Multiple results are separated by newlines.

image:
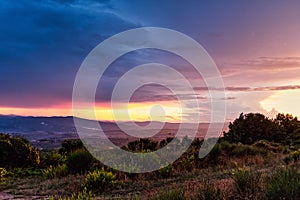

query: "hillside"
xmin=0 ymin=115 xmax=228 ymax=150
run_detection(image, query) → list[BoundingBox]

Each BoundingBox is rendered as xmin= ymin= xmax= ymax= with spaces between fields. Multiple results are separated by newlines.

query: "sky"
xmin=1 ymin=0 xmax=300 ymax=123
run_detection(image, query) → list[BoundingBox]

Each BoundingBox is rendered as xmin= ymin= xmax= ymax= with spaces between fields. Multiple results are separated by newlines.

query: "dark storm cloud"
xmin=0 ymin=0 xmax=140 ymax=107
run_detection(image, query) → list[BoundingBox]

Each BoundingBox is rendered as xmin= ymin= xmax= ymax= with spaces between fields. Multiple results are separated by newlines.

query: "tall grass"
xmin=230 ymin=164 xmax=262 ymax=199
xmin=150 ymin=187 xmax=185 ymax=200
xmin=266 ymin=167 xmax=300 ymax=199
xmin=197 ymin=182 xmax=224 ymax=200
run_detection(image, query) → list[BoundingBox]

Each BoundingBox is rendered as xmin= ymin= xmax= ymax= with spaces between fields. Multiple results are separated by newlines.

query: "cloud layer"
xmin=1 ymin=0 xmax=300 ymax=121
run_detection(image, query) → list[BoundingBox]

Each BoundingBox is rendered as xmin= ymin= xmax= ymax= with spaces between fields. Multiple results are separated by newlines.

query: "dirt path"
xmin=0 ymin=192 xmax=14 ymax=200
xmin=0 ymin=192 xmax=48 ymax=200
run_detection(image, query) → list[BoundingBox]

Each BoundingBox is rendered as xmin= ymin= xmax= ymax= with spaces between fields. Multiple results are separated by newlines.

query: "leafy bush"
xmin=0 ymin=167 xmax=7 ymax=183
xmin=42 ymin=164 xmax=68 ymax=178
xmin=66 ymin=150 xmax=93 ymax=174
xmin=82 ymin=168 xmax=116 ymax=192
xmin=0 ymin=133 xmax=40 ymax=168
xmin=266 ymin=167 xmax=300 ymax=199
xmin=40 ymin=151 xmax=66 ymax=168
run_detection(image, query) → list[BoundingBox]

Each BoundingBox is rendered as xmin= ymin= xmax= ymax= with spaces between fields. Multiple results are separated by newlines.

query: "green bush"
xmin=0 ymin=167 xmax=7 ymax=183
xmin=66 ymin=150 xmax=93 ymax=174
xmin=266 ymin=167 xmax=300 ymax=199
xmin=0 ymin=133 xmax=40 ymax=168
xmin=82 ymin=168 xmax=116 ymax=192
xmin=42 ymin=164 xmax=68 ymax=178
xmin=40 ymin=151 xmax=66 ymax=168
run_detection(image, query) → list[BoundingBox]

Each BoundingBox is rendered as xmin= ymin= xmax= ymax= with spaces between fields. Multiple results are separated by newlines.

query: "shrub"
xmin=151 ymin=187 xmax=185 ymax=200
xmin=266 ymin=167 xmax=300 ymax=199
xmin=82 ymin=168 xmax=116 ymax=192
xmin=42 ymin=164 xmax=68 ymax=178
xmin=291 ymin=150 xmax=300 ymax=162
xmin=0 ymin=133 xmax=40 ymax=168
xmin=60 ymin=139 xmax=84 ymax=154
xmin=125 ymin=139 xmax=158 ymax=152
xmin=202 ymin=141 xmax=267 ymax=166
xmin=230 ymin=144 xmax=266 ymax=157
xmin=253 ymin=140 xmax=282 ymax=153
xmin=158 ymin=165 xmax=174 ymax=178
xmin=197 ymin=183 xmax=223 ymax=200
xmin=40 ymin=151 xmax=66 ymax=168
xmin=0 ymin=167 xmax=7 ymax=183
xmin=66 ymin=150 xmax=93 ymax=174
xmin=230 ymin=164 xmax=262 ymax=199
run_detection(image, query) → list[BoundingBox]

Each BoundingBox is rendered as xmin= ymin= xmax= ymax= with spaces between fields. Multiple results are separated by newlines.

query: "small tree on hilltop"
xmin=223 ymin=113 xmax=282 ymax=144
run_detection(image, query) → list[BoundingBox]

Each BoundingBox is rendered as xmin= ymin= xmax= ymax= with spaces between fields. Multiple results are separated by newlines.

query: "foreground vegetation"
xmin=1 ymin=112 xmax=300 ymax=199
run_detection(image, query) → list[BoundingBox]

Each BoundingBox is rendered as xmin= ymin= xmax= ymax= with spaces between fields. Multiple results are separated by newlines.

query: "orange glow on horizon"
xmin=94 ymin=101 xmax=183 ymax=122
xmin=0 ymin=106 xmax=73 ymax=117
xmin=0 ymin=100 xmax=184 ymax=122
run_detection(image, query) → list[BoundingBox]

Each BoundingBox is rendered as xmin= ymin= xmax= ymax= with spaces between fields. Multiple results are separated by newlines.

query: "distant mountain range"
xmin=0 ymin=115 xmax=228 ymax=150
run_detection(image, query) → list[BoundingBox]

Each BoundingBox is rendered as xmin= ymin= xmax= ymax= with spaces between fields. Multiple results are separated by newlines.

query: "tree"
xmin=223 ymin=113 xmax=281 ymax=144
xmin=0 ymin=133 xmax=40 ymax=168
xmin=275 ymin=113 xmax=300 ymax=135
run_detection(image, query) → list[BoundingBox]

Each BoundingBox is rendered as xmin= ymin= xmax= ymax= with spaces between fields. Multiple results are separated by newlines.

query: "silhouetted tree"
xmin=223 ymin=113 xmax=281 ymax=144
xmin=275 ymin=113 xmax=300 ymax=135
xmin=0 ymin=133 xmax=40 ymax=168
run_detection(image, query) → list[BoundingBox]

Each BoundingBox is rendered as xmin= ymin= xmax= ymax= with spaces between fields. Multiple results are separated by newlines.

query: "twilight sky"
xmin=1 ymin=0 xmax=300 ymax=122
